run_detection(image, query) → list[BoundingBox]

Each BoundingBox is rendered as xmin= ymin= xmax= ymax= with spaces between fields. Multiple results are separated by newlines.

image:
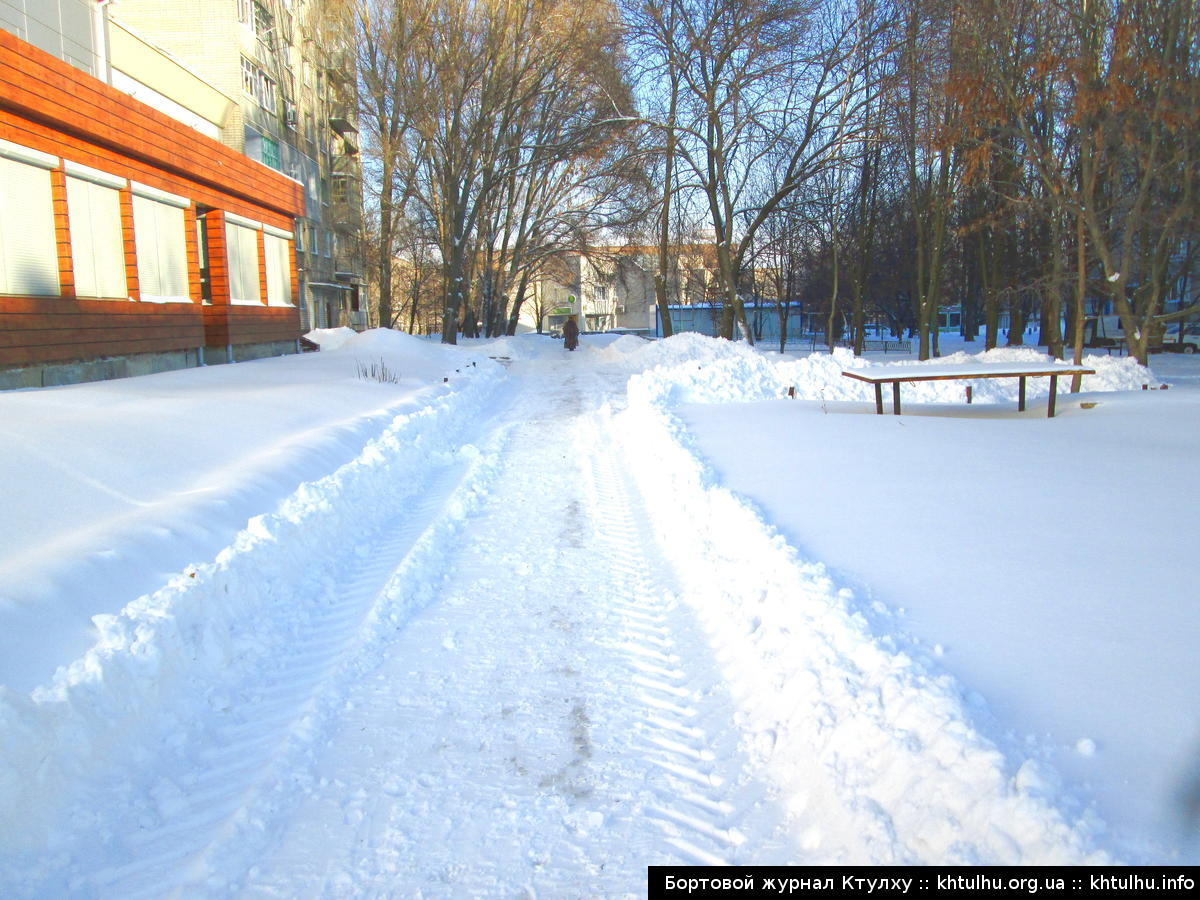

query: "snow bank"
xmin=615 ymin=344 xmax=1113 ymax=864
xmin=618 ymin=335 xmax=1155 ymax=408
xmin=0 ymin=330 xmax=498 ymax=692
xmin=470 ymin=333 xmax=564 ymax=361
xmin=304 ymin=326 xmax=358 ymax=350
xmin=331 ymin=328 xmax=492 ymax=374
xmin=0 ymin=342 xmax=503 ymax=858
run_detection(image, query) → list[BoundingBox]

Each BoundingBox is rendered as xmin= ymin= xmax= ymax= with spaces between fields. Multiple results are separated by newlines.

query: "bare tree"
xmin=354 ymin=0 xmax=644 ymax=343
xmin=636 ymin=0 xmax=888 ymax=342
xmin=959 ymin=0 xmax=1199 ymax=365
xmin=351 ymin=0 xmax=432 ymax=331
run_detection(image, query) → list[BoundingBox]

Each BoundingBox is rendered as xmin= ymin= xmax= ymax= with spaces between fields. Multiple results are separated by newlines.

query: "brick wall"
xmin=0 ymin=29 xmax=304 ymax=373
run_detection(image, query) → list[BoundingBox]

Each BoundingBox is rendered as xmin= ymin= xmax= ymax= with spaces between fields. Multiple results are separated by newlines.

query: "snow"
xmin=663 ymin=362 xmax=1197 ymax=863
xmin=843 ymin=360 xmax=1093 ymax=381
xmin=303 ymin=326 xmax=358 ymax=351
xmin=0 ymin=330 xmax=496 ymax=692
xmin=0 ymin=329 xmax=1196 ymax=891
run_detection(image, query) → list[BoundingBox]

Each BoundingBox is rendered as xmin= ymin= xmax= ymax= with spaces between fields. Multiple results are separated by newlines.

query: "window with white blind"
xmin=132 ymin=185 xmax=189 ymax=302
xmin=225 ymin=218 xmax=262 ymax=305
xmin=263 ymin=229 xmax=293 ymax=306
xmin=65 ymin=164 xmax=127 ymax=299
xmin=0 ymin=145 xmax=60 ymax=296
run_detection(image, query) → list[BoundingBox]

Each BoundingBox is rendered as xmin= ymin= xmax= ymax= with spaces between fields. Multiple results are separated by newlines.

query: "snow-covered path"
xmin=218 ymin=362 xmax=798 ymax=895
xmin=26 ymin=357 xmax=803 ymax=896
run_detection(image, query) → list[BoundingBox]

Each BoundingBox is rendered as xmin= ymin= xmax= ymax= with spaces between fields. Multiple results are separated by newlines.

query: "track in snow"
xmin=215 ymin=361 xmax=797 ymax=895
xmin=40 ymin=355 xmax=799 ymax=896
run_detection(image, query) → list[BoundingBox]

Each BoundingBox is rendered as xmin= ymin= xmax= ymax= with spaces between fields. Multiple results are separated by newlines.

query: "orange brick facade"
xmin=0 ymin=29 xmax=305 ymax=375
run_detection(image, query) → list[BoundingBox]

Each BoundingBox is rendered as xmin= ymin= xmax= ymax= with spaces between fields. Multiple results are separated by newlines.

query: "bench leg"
xmin=874 ymin=383 xmax=883 ymax=415
xmin=1048 ymin=374 xmax=1058 ymax=417
xmin=1018 ymin=376 xmax=1027 ymax=412
xmin=892 ymin=382 xmax=901 ymax=415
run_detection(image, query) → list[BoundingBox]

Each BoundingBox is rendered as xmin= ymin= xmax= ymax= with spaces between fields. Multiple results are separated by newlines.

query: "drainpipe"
xmin=94 ymin=0 xmax=113 ymax=85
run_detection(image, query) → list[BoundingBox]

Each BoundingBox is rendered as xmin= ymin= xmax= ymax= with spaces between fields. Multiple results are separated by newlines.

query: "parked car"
xmin=1164 ymin=323 xmax=1200 ymax=354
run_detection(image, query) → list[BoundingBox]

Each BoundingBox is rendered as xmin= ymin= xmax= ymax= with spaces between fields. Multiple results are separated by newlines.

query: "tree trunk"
xmin=981 ymin=228 xmax=1000 ymax=349
xmin=1007 ymin=301 xmax=1026 ymax=346
xmin=442 ymin=234 xmax=466 ymax=345
xmin=1070 ymin=208 xmax=1086 ymax=390
xmin=655 ymin=77 xmax=678 ymax=339
xmin=407 ymin=278 xmax=419 ymax=334
xmin=826 ymin=238 xmax=840 ymax=351
xmin=506 ymin=269 xmax=532 ymax=336
xmin=1041 ymin=209 xmax=1064 ymax=358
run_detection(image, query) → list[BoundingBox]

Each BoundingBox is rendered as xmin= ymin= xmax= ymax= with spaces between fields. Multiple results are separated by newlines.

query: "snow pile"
xmin=0 ymin=374 xmax=503 ymax=862
xmin=304 ymin=326 xmax=358 ymax=350
xmin=617 ymin=352 xmax=1113 ymax=864
xmin=471 ymin=333 xmax=565 ymax=361
xmin=597 ymin=331 xmax=762 ymax=370
xmin=608 ymin=333 xmax=794 ymax=406
xmin=581 ymin=333 xmax=650 ymax=355
xmin=861 ymin=346 xmax=1159 ymax=403
xmin=0 ymin=334 xmax=505 ymax=861
xmin=622 ymin=335 xmax=1155 ymax=408
xmin=331 ymin=328 xmax=495 ymax=378
xmin=0 ymin=329 xmax=497 ymax=693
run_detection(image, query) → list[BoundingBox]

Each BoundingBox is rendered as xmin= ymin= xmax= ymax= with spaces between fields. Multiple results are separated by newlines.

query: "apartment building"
xmin=524 ymin=246 xmax=720 ymax=336
xmin=110 ymin=0 xmax=365 ymax=333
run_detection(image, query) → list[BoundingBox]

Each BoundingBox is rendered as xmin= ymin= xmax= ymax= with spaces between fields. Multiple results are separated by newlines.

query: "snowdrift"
xmin=0 ymin=334 xmax=502 ymax=861
xmin=606 ymin=333 xmax=1154 ymax=407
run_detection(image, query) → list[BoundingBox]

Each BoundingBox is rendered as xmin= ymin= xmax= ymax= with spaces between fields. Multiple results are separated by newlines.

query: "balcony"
xmin=323 ymin=49 xmax=354 ymax=85
xmin=334 ymin=255 xmax=364 ymax=283
xmin=327 ymin=106 xmax=357 ymax=136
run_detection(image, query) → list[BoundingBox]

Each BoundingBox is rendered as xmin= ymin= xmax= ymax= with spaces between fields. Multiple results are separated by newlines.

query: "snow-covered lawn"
xmin=624 ymin=335 xmax=1198 ymax=865
xmin=0 ymin=329 xmax=1195 ymax=892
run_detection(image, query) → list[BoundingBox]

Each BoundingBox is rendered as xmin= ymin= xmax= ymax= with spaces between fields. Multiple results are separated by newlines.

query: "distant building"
xmin=109 ymin=0 xmax=365 ymax=333
xmin=523 ymin=246 xmax=720 ymax=335
xmin=0 ymin=22 xmax=304 ymax=387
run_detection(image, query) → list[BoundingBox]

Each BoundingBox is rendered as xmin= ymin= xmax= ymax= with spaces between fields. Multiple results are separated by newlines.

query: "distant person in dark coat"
xmin=563 ymin=315 xmax=580 ymax=351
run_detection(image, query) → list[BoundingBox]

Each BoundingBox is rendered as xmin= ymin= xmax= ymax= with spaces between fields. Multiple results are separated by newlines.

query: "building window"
xmin=195 ymin=210 xmax=213 ymax=304
xmin=241 ymin=56 xmax=276 ymax=111
xmin=238 ymin=0 xmax=254 ymax=28
xmin=254 ymin=2 xmax=275 ymax=41
xmin=241 ymin=56 xmax=256 ymax=97
xmin=261 ymin=136 xmax=281 ymax=170
xmin=264 ymin=231 xmax=293 ymax=307
xmin=132 ymin=187 xmax=189 ymax=302
xmin=331 ymin=174 xmax=354 ymax=206
xmin=0 ymin=150 xmax=59 ymax=296
xmin=225 ymin=219 xmax=262 ymax=305
xmin=66 ymin=167 xmax=127 ymax=299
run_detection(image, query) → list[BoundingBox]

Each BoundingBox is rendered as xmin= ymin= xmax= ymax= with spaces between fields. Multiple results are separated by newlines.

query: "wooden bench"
xmin=841 ymin=362 xmax=1096 ymax=418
